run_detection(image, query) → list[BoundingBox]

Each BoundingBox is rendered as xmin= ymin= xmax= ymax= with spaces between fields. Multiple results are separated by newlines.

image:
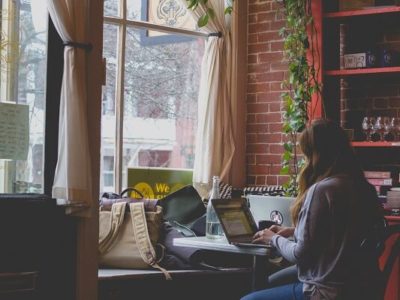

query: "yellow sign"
xmin=127 ymin=167 xmax=193 ymax=200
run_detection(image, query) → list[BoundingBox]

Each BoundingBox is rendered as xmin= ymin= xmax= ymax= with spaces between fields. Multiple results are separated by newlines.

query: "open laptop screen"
xmin=212 ymin=198 xmax=258 ymax=243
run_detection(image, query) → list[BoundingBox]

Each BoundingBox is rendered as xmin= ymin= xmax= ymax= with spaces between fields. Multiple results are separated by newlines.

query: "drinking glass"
xmin=392 ymin=117 xmax=400 ymax=141
xmin=373 ymin=116 xmax=384 ymax=141
xmin=383 ymin=116 xmax=392 ymax=141
xmin=361 ymin=117 xmax=373 ymax=141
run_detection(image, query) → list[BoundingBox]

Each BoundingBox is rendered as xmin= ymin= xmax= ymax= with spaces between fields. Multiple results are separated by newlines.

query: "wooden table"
xmin=173 ymin=236 xmax=272 ymax=291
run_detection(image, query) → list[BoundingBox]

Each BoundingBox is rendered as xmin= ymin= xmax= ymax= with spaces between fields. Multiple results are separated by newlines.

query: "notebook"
xmin=247 ymin=195 xmax=295 ymax=227
xmin=211 ymin=198 xmax=271 ymax=248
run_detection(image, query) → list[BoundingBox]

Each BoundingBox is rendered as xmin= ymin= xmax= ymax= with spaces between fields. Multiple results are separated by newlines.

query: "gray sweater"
xmin=271 ymin=175 xmax=382 ymax=299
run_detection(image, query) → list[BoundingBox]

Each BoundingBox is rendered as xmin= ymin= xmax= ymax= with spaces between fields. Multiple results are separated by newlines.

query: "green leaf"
xmin=198 ymin=13 xmax=209 ymax=27
xmin=225 ymin=6 xmax=233 ymax=15
xmin=207 ymin=7 xmax=215 ymax=19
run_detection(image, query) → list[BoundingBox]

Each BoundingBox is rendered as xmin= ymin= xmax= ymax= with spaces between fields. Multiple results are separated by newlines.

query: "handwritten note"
xmin=0 ymin=102 xmax=29 ymax=160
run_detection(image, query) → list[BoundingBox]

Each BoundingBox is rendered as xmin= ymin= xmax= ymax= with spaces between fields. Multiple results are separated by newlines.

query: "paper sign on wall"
xmin=0 ymin=102 xmax=29 ymax=160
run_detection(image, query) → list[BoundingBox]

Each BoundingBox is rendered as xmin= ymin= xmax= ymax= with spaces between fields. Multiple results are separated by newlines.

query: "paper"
xmin=0 ymin=102 xmax=29 ymax=160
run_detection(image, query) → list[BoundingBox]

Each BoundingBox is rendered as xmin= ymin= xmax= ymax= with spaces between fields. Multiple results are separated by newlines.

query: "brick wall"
xmin=246 ymin=1 xmax=400 ymax=187
xmin=246 ymin=0 xmax=288 ymax=186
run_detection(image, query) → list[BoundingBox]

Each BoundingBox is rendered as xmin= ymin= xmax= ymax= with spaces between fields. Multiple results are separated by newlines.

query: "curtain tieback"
xmin=63 ymin=41 xmax=93 ymax=51
xmin=208 ymin=32 xmax=222 ymax=38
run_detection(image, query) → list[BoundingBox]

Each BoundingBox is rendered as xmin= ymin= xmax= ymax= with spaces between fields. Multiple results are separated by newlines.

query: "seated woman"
xmin=242 ymin=119 xmax=384 ymax=300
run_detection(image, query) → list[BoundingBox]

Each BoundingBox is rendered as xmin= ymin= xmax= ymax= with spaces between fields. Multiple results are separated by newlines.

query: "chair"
xmin=361 ymin=222 xmax=400 ymax=299
xmin=378 ymin=224 xmax=400 ymax=299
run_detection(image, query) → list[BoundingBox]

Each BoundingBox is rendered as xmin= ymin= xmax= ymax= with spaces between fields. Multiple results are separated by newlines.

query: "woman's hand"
xmin=252 ymin=229 xmax=276 ymax=245
xmin=269 ymin=225 xmax=295 ymax=238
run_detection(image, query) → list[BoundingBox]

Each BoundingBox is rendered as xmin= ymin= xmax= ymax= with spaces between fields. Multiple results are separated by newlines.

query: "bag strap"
xmin=129 ymin=203 xmax=172 ymax=280
xmin=99 ymin=202 xmax=127 ymax=254
xmin=121 ymin=188 xmax=144 ymax=199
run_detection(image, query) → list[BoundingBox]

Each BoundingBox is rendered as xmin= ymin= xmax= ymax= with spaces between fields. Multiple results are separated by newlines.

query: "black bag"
xmin=157 ymin=185 xmax=206 ymax=236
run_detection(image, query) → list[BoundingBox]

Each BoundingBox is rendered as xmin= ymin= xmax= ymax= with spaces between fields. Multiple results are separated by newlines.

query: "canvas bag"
xmin=99 ymin=202 xmax=171 ymax=279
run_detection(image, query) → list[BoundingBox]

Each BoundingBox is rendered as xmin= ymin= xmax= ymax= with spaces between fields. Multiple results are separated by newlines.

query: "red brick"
xmin=246 ymin=154 xmax=255 ymax=165
xmin=247 ymin=83 xmax=270 ymax=93
xmin=249 ymin=23 xmax=271 ymax=34
xmin=271 ymin=20 xmax=286 ymax=31
xmin=271 ymin=61 xmax=288 ymax=71
xmin=259 ymin=52 xmax=284 ymax=63
xmin=256 ymin=176 xmax=267 ymax=185
xmin=258 ymin=31 xmax=282 ymax=42
xmin=247 ymin=176 xmax=256 ymax=185
xmin=248 ymin=62 xmax=271 ymax=74
xmin=269 ymin=102 xmax=282 ymax=112
xmin=248 ymin=33 xmax=258 ymax=44
xmin=266 ymin=176 xmax=278 ymax=185
xmin=247 ymin=114 xmax=256 ymax=124
xmin=257 ymin=133 xmax=282 ymax=143
xmin=248 ymin=43 xmax=270 ymax=54
xmin=270 ymin=82 xmax=284 ymax=91
xmin=246 ymin=143 xmax=269 ymax=153
xmin=270 ymin=144 xmax=284 ymax=154
xmin=256 ymin=154 xmax=281 ymax=164
xmin=255 ymin=11 xmax=276 ymax=22
xmin=257 ymin=92 xmax=282 ymax=102
xmin=248 ymin=93 xmax=257 ymax=103
xmin=247 ymin=123 xmax=269 ymax=133
xmin=249 ymin=14 xmax=258 ymax=24
xmin=269 ymin=122 xmax=284 ymax=132
xmin=264 ymin=112 xmax=282 ymax=122
xmin=249 ymin=3 xmax=271 ymax=14
xmin=247 ymin=133 xmax=257 ymax=144
xmin=271 ymin=41 xmax=285 ymax=51
xmin=248 ymin=54 xmax=258 ymax=64
xmin=277 ymin=175 xmax=289 ymax=186
xmin=248 ymin=103 xmax=269 ymax=113
xmin=248 ymin=165 xmax=270 ymax=175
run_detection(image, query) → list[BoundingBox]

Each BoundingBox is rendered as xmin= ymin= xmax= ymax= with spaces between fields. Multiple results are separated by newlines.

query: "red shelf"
xmin=352 ymin=141 xmax=400 ymax=147
xmin=324 ymin=6 xmax=400 ymax=19
xmin=325 ymin=67 xmax=400 ymax=77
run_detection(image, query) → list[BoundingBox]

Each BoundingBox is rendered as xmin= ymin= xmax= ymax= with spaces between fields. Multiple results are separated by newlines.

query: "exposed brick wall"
xmin=246 ymin=1 xmax=400 ymax=187
xmin=246 ymin=0 xmax=288 ymax=187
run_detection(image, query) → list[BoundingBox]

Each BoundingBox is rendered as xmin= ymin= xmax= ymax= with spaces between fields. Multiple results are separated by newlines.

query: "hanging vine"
xmin=279 ymin=0 xmax=321 ymax=196
xmin=185 ymin=0 xmax=234 ymax=27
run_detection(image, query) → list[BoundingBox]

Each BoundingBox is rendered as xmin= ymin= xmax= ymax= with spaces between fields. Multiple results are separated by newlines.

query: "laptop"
xmin=247 ymin=195 xmax=295 ymax=227
xmin=211 ymin=198 xmax=271 ymax=248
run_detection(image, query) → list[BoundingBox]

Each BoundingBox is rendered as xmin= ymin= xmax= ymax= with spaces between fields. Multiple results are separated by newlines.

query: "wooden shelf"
xmin=352 ymin=141 xmax=400 ymax=147
xmin=324 ymin=6 xmax=400 ymax=19
xmin=325 ymin=67 xmax=400 ymax=77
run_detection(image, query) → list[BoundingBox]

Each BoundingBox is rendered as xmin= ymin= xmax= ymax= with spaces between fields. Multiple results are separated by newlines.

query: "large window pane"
xmin=0 ymin=0 xmax=48 ymax=193
xmin=101 ymin=23 xmax=119 ymax=193
xmin=121 ymin=27 xmax=203 ymax=188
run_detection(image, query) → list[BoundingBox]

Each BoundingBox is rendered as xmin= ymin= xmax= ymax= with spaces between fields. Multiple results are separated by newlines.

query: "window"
xmin=0 ymin=0 xmax=49 ymax=193
xmin=102 ymin=0 xmax=205 ymax=193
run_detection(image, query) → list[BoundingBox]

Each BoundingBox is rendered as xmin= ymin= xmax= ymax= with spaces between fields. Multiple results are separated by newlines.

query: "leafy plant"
xmin=185 ymin=0 xmax=234 ymax=27
xmin=279 ymin=0 xmax=321 ymax=196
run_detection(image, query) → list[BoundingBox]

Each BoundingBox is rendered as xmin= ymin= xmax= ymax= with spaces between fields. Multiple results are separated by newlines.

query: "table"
xmin=173 ymin=236 xmax=272 ymax=291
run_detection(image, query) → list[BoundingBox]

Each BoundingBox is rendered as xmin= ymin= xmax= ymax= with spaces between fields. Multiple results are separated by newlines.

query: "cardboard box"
xmin=344 ymin=53 xmax=366 ymax=69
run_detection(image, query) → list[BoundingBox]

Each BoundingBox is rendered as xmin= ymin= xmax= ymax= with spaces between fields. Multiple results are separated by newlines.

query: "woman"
xmin=242 ymin=119 xmax=384 ymax=300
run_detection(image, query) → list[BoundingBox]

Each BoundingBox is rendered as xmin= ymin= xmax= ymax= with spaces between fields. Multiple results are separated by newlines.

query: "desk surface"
xmin=173 ymin=236 xmax=271 ymax=256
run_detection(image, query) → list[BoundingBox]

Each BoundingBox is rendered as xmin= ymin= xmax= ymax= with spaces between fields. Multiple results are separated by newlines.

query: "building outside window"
xmin=0 ymin=0 xmax=48 ymax=193
xmin=102 ymin=0 xmax=205 ymax=193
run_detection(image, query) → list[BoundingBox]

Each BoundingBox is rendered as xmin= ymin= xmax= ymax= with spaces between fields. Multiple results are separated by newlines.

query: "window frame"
xmin=0 ymin=9 xmax=63 ymax=198
xmin=103 ymin=0 xmax=208 ymax=192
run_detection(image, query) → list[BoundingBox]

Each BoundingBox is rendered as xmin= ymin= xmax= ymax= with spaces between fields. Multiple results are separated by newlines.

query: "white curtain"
xmin=48 ymin=0 xmax=92 ymax=215
xmin=182 ymin=0 xmax=235 ymax=197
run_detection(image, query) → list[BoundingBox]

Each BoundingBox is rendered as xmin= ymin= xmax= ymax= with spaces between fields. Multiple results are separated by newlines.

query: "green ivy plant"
xmin=279 ymin=0 xmax=321 ymax=196
xmin=185 ymin=0 xmax=234 ymax=27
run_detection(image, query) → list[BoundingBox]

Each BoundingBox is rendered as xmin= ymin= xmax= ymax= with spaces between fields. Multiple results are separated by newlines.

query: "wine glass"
xmin=373 ymin=116 xmax=384 ymax=141
xmin=383 ymin=116 xmax=392 ymax=141
xmin=392 ymin=117 xmax=400 ymax=141
xmin=361 ymin=117 xmax=373 ymax=142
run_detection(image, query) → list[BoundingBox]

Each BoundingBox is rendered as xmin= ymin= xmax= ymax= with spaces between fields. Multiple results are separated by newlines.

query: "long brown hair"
xmin=291 ymin=119 xmax=366 ymax=225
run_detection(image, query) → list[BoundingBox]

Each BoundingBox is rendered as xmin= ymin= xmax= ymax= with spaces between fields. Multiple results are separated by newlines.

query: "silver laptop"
xmin=211 ymin=198 xmax=271 ymax=248
xmin=247 ymin=195 xmax=295 ymax=227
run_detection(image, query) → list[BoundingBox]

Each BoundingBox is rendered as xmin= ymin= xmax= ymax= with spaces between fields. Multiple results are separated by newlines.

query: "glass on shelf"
xmin=362 ymin=116 xmax=374 ymax=142
xmin=373 ymin=116 xmax=385 ymax=142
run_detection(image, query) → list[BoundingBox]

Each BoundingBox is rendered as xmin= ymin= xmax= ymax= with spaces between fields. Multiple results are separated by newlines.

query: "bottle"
xmin=206 ymin=176 xmax=224 ymax=239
